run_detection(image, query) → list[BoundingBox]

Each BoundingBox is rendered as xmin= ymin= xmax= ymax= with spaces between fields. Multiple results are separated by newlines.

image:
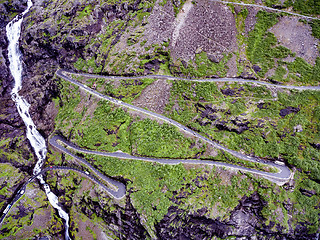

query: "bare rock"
xmin=294 ymin=124 xmax=303 ymax=132
xmin=279 ymin=106 xmax=300 ymax=117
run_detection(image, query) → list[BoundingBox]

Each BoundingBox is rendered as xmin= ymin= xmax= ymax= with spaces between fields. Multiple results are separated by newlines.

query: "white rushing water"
xmin=6 ymin=0 xmax=70 ymax=239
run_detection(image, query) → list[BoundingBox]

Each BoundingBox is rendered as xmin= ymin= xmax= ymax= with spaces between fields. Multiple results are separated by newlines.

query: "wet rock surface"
xmin=0 ymin=0 xmax=36 ymax=177
xmin=0 ymin=1 xmax=28 ymax=142
xmin=156 ymin=206 xmax=231 ymax=239
xmin=78 ymin=194 xmax=150 ymax=240
xmin=156 ymin=192 xmax=269 ymax=239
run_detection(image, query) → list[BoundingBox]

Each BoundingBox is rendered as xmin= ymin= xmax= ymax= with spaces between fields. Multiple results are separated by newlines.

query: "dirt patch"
xmin=203 ymin=144 xmax=219 ymax=158
xmin=131 ymin=79 xmax=171 ymax=114
xmin=170 ymin=0 xmax=238 ymax=62
xmin=217 ymin=168 xmax=232 ymax=186
xmin=24 ymin=208 xmax=52 ymax=231
xmin=269 ymin=16 xmax=319 ymax=65
xmin=171 ymin=0 xmax=193 ymax=47
xmin=226 ymin=53 xmax=238 ymax=77
xmin=76 ymin=178 xmax=95 ymax=198
xmin=78 ymin=97 xmax=98 ymax=124
xmin=75 ymin=212 xmax=112 ymax=240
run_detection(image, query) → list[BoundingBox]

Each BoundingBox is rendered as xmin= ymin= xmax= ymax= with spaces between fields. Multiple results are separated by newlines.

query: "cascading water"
xmin=6 ymin=0 xmax=70 ymax=239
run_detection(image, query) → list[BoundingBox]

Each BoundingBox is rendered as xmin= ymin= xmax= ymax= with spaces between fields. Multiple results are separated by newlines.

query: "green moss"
xmin=140 ymin=40 xmax=147 ymax=46
xmin=74 ymin=56 xmax=102 ymax=73
xmin=130 ymin=119 xmax=205 ymax=158
xmin=263 ymin=0 xmax=281 ymax=7
xmin=77 ymin=5 xmax=93 ymax=19
xmin=287 ymin=57 xmax=313 ymax=83
xmin=284 ymin=0 xmax=320 ymax=15
xmin=69 ymin=73 xmax=156 ymax=104
xmin=310 ymin=19 xmax=320 ymax=40
xmin=270 ymin=65 xmax=287 ymax=82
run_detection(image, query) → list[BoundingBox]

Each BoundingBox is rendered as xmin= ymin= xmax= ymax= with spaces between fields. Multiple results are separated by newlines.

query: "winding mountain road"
xmin=211 ymin=0 xmax=320 ymax=20
xmin=59 ymin=69 xmax=320 ymax=91
xmin=50 ymin=135 xmax=291 ymax=185
xmin=56 ymin=69 xmax=297 ymax=184
xmin=0 ymin=165 xmax=124 ymax=226
xmin=2 ymin=0 xmax=318 ymax=235
xmin=8 ymin=67 xmax=310 ymax=226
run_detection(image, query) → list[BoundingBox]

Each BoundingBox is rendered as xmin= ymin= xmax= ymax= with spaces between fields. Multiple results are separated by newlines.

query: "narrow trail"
xmin=172 ymin=0 xmax=193 ymax=47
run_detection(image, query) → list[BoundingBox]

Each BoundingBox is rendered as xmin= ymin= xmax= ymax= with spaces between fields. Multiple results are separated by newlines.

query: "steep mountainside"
xmin=0 ymin=0 xmax=320 ymax=239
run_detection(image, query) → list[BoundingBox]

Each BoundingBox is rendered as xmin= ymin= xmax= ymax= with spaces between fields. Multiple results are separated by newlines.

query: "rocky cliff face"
xmin=156 ymin=191 xmax=318 ymax=239
xmin=0 ymin=0 xmax=36 ymax=173
xmin=0 ymin=1 xmax=25 ymax=141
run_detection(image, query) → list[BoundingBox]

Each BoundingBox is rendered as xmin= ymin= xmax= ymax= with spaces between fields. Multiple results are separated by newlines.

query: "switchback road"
xmin=50 ymin=135 xmax=291 ymax=185
xmin=56 ymin=69 xmax=295 ymax=185
xmin=0 ymin=165 xmax=125 ymax=226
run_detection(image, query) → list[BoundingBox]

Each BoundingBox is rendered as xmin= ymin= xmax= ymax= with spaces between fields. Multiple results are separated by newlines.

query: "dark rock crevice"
xmin=77 ymin=192 xmax=150 ymax=240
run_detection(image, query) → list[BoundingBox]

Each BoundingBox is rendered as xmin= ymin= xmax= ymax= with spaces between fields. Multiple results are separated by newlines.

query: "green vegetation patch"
xmin=286 ymin=57 xmax=320 ymax=84
xmin=171 ymin=51 xmax=232 ymax=78
xmin=0 ymin=183 xmax=64 ymax=239
xmin=165 ymin=79 xmax=320 ymax=180
xmin=130 ymin=119 xmax=205 ymax=158
xmin=310 ymin=19 xmax=320 ymax=40
xmin=69 ymin=73 xmax=156 ymax=103
xmin=247 ymin=11 xmax=295 ymax=78
xmin=0 ymin=163 xmax=25 ymax=211
xmin=284 ymin=0 xmax=320 ymax=16
xmin=79 ymin=153 xmax=258 ymax=234
xmin=54 ymin=80 xmax=206 ymax=159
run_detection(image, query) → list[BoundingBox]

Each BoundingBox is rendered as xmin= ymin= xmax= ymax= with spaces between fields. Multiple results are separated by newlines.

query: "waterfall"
xmin=6 ymin=0 xmax=70 ymax=239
